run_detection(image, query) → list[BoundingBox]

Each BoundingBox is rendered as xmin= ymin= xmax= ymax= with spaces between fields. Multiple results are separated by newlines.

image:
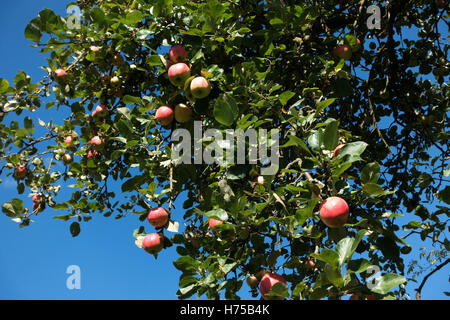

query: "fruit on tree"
xmin=64 ymin=135 xmax=75 ymax=148
xmin=258 ymin=273 xmax=287 ymax=300
xmin=174 ymin=103 xmax=192 ymax=123
xmin=168 ymin=63 xmax=191 ymax=87
xmin=92 ymin=104 xmax=109 ymax=119
xmin=169 ymin=45 xmax=188 ymax=63
xmin=333 ymin=144 xmax=345 ymax=157
xmin=209 ymin=218 xmax=223 ymax=229
xmin=86 ymin=148 xmax=99 ymax=159
xmin=190 ymin=76 xmax=211 ymax=99
xmin=62 ymin=153 xmax=73 ymax=165
xmin=90 ymin=136 xmax=104 ymax=150
xmin=110 ymin=76 xmax=120 ymax=85
xmin=155 ymin=105 xmax=174 ymax=126
xmin=306 ymin=257 xmax=315 ymax=269
xmin=142 ymin=233 xmax=164 ymax=254
xmin=33 ymin=201 xmax=45 ymax=213
xmin=256 ymin=175 xmax=264 ymax=185
xmin=319 ymin=196 xmax=350 ymax=228
xmin=14 ymin=165 xmax=27 ymax=180
xmin=147 ymin=207 xmax=169 ymax=228
xmin=90 ymin=45 xmax=100 ymax=52
xmin=54 ymin=69 xmax=68 ymax=82
xmin=32 ymin=194 xmax=42 ymax=203
xmin=345 ymin=37 xmax=362 ymax=52
xmin=246 ymin=275 xmax=259 ymax=288
xmin=333 ymin=44 xmax=352 ymax=60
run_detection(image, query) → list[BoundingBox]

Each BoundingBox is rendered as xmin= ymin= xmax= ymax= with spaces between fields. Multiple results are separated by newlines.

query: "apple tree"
xmin=0 ymin=0 xmax=448 ymax=300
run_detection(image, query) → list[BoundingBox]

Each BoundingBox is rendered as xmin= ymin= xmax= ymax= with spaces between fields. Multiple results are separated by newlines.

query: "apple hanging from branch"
xmin=169 ymin=45 xmax=188 ymax=63
xmin=168 ymin=63 xmax=191 ymax=87
xmin=258 ymin=272 xmax=287 ymax=300
xmin=190 ymin=76 xmax=211 ymax=99
xmin=142 ymin=233 xmax=164 ymax=254
xmin=174 ymin=103 xmax=192 ymax=123
xmin=147 ymin=207 xmax=169 ymax=228
xmin=155 ymin=105 xmax=174 ymax=126
xmin=319 ymin=196 xmax=350 ymax=228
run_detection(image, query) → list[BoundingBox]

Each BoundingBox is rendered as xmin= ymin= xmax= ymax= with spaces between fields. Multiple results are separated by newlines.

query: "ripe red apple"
xmin=92 ymin=104 xmax=109 ymax=118
xmin=64 ymin=135 xmax=75 ymax=148
xmin=147 ymin=207 xmax=169 ymax=228
xmin=169 ymin=45 xmax=188 ymax=63
xmin=319 ymin=196 xmax=350 ymax=228
xmin=54 ymin=69 xmax=68 ymax=82
xmin=436 ymin=0 xmax=446 ymax=9
xmin=256 ymin=175 xmax=264 ymax=185
xmin=32 ymin=194 xmax=42 ymax=203
xmin=259 ymin=273 xmax=287 ymax=300
xmin=142 ymin=233 xmax=164 ymax=254
xmin=209 ymin=218 xmax=223 ymax=229
xmin=155 ymin=105 xmax=174 ymax=126
xmin=62 ymin=154 xmax=73 ymax=165
xmin=246 ymin=275 xmax=259 ymax=288
xmin=90 ymin=136 xmax=104 ymax=150
xmin=14 ymin=165 xmax=27 ymax=180
xmin=333 ymin=144 xmax=345 ymax=157
xmin=86 ymin=148 xmax=99 ymax=159
xmin=306 ymin=258 xmax=315 ymax=269
xmin=168 ymin=63 xmax=191 ymax=87
xmin=174 ymin=103 xmax=192 ymax=123
xmin=333 ymin=44 xmax=352 ymax=60
xmin=190 ymin=76 xmax=211 ymax=99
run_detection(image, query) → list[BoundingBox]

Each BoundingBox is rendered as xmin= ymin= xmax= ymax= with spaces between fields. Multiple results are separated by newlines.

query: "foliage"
xmin=0 ymin=0 xmax=448 ymax=300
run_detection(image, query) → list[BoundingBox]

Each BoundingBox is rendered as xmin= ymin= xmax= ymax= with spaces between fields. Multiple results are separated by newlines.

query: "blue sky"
xmin=0 ymin=0 xmax=448 ymax=300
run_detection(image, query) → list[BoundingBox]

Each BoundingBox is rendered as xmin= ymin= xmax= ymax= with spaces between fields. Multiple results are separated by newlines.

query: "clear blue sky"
xmin=0 ymin=0 xmax=447 ymax=300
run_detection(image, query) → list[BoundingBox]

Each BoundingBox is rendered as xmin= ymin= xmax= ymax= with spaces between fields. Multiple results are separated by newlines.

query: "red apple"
xmin=168 ymin=63 xmax=191 ymax=87
xmin=64 ymin=135 xmax=75 ymax=148
xmin=333 ymin=44 xmax=352 ymax=60
xmin=142 ymin=233 xmax=164 ymax=254
xmin=190 ymin=76 xmax=211 ymax=99
xmin=333 ymin=144 xmax=345 ymax=157
xmin=32 ymin=194 xmax=42 ymax=203
xmin=174 ymin=103 xmax=192 ymax=123
xmin=62 ymin=154 xmax=73 ymax=165
xmin=259 ymin=273 xmax=287 ymax=300
xmin=92 ymin=104 xmax=109 ymax=119
xmin=86 ymin=148 xmax=99 ymax=159
xmin=54 ymin=69 xmax=68 ymax=82
xmin=155 ymin=105 xmax=174 ymax=126
xmin=169 ymin=45 xmax=188 ymax=63
xmin=33 ymin=201 xmax=45 ymax=213
xmin=209 ymin=218 xmax=223 ymax=229
xmin=90 ymin=136 xmax=104 ymax=150
xmin=147 ymin=207 xmax=169 ymax=228
xmin=319 ymin=196 xmax=350 ymax=228
xmin=14 ymin=165 xmax=27 ymax=180
xmin=306 ymin=258 xmax=315 ymax=269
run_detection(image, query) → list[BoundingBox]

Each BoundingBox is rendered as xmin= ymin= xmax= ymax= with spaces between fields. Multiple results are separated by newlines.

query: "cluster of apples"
xmin=333 ymin=37 xmax=361 ymax=61
xmin=155 ymin=45 xmax=212 ymax=127
xmin=142 ymin=207 xmax=169 ymax=255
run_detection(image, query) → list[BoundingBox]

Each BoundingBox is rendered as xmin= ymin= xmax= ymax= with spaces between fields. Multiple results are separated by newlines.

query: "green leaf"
xmin=311 ymin=248 xmax=340 ymax=268
xmin=24 ymin=17 xmax=42 ymax=43
xmin=263 ymin=282 xmax=290 ymax=300
xmin=70 ymin=222 xmax=81 ymax=237
xmin=362 ymin=183 xmax=386 ymax=197
xmin=173 ymin=256 xmax=200 ymax=272
xmin=324 ymin=263 xmax=344 ymax=288
xmin=437 ymin=186 xmax=450 ymax=204
xmin=2 ymin=202 xmax=17 ymax=217
xmin=122 ymin=10 xmax=143 ymax=25
xmin=0 ymin=79 xmax=9 ymax=94
xmin=315 ymin=98 xmax=336 ymax=116
xmin=280 ymin=135 xmax=312 ymax=155
xmin=323 ymin=120 xmax=339 ymax=151
xmin=279 ymin=91 xmax=295 ymax=106
xmin=214 ymin=94 xmax=239 ymax=126
xmin=203 ymin=208 xmax=228 ymax=221
xmin=361 ymin=162 xmax=380 ymax=184
xmin=370 ymin=273 xmax=407 ymax=294
xmin=347 ymin=258 xmax=372 ymax=273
